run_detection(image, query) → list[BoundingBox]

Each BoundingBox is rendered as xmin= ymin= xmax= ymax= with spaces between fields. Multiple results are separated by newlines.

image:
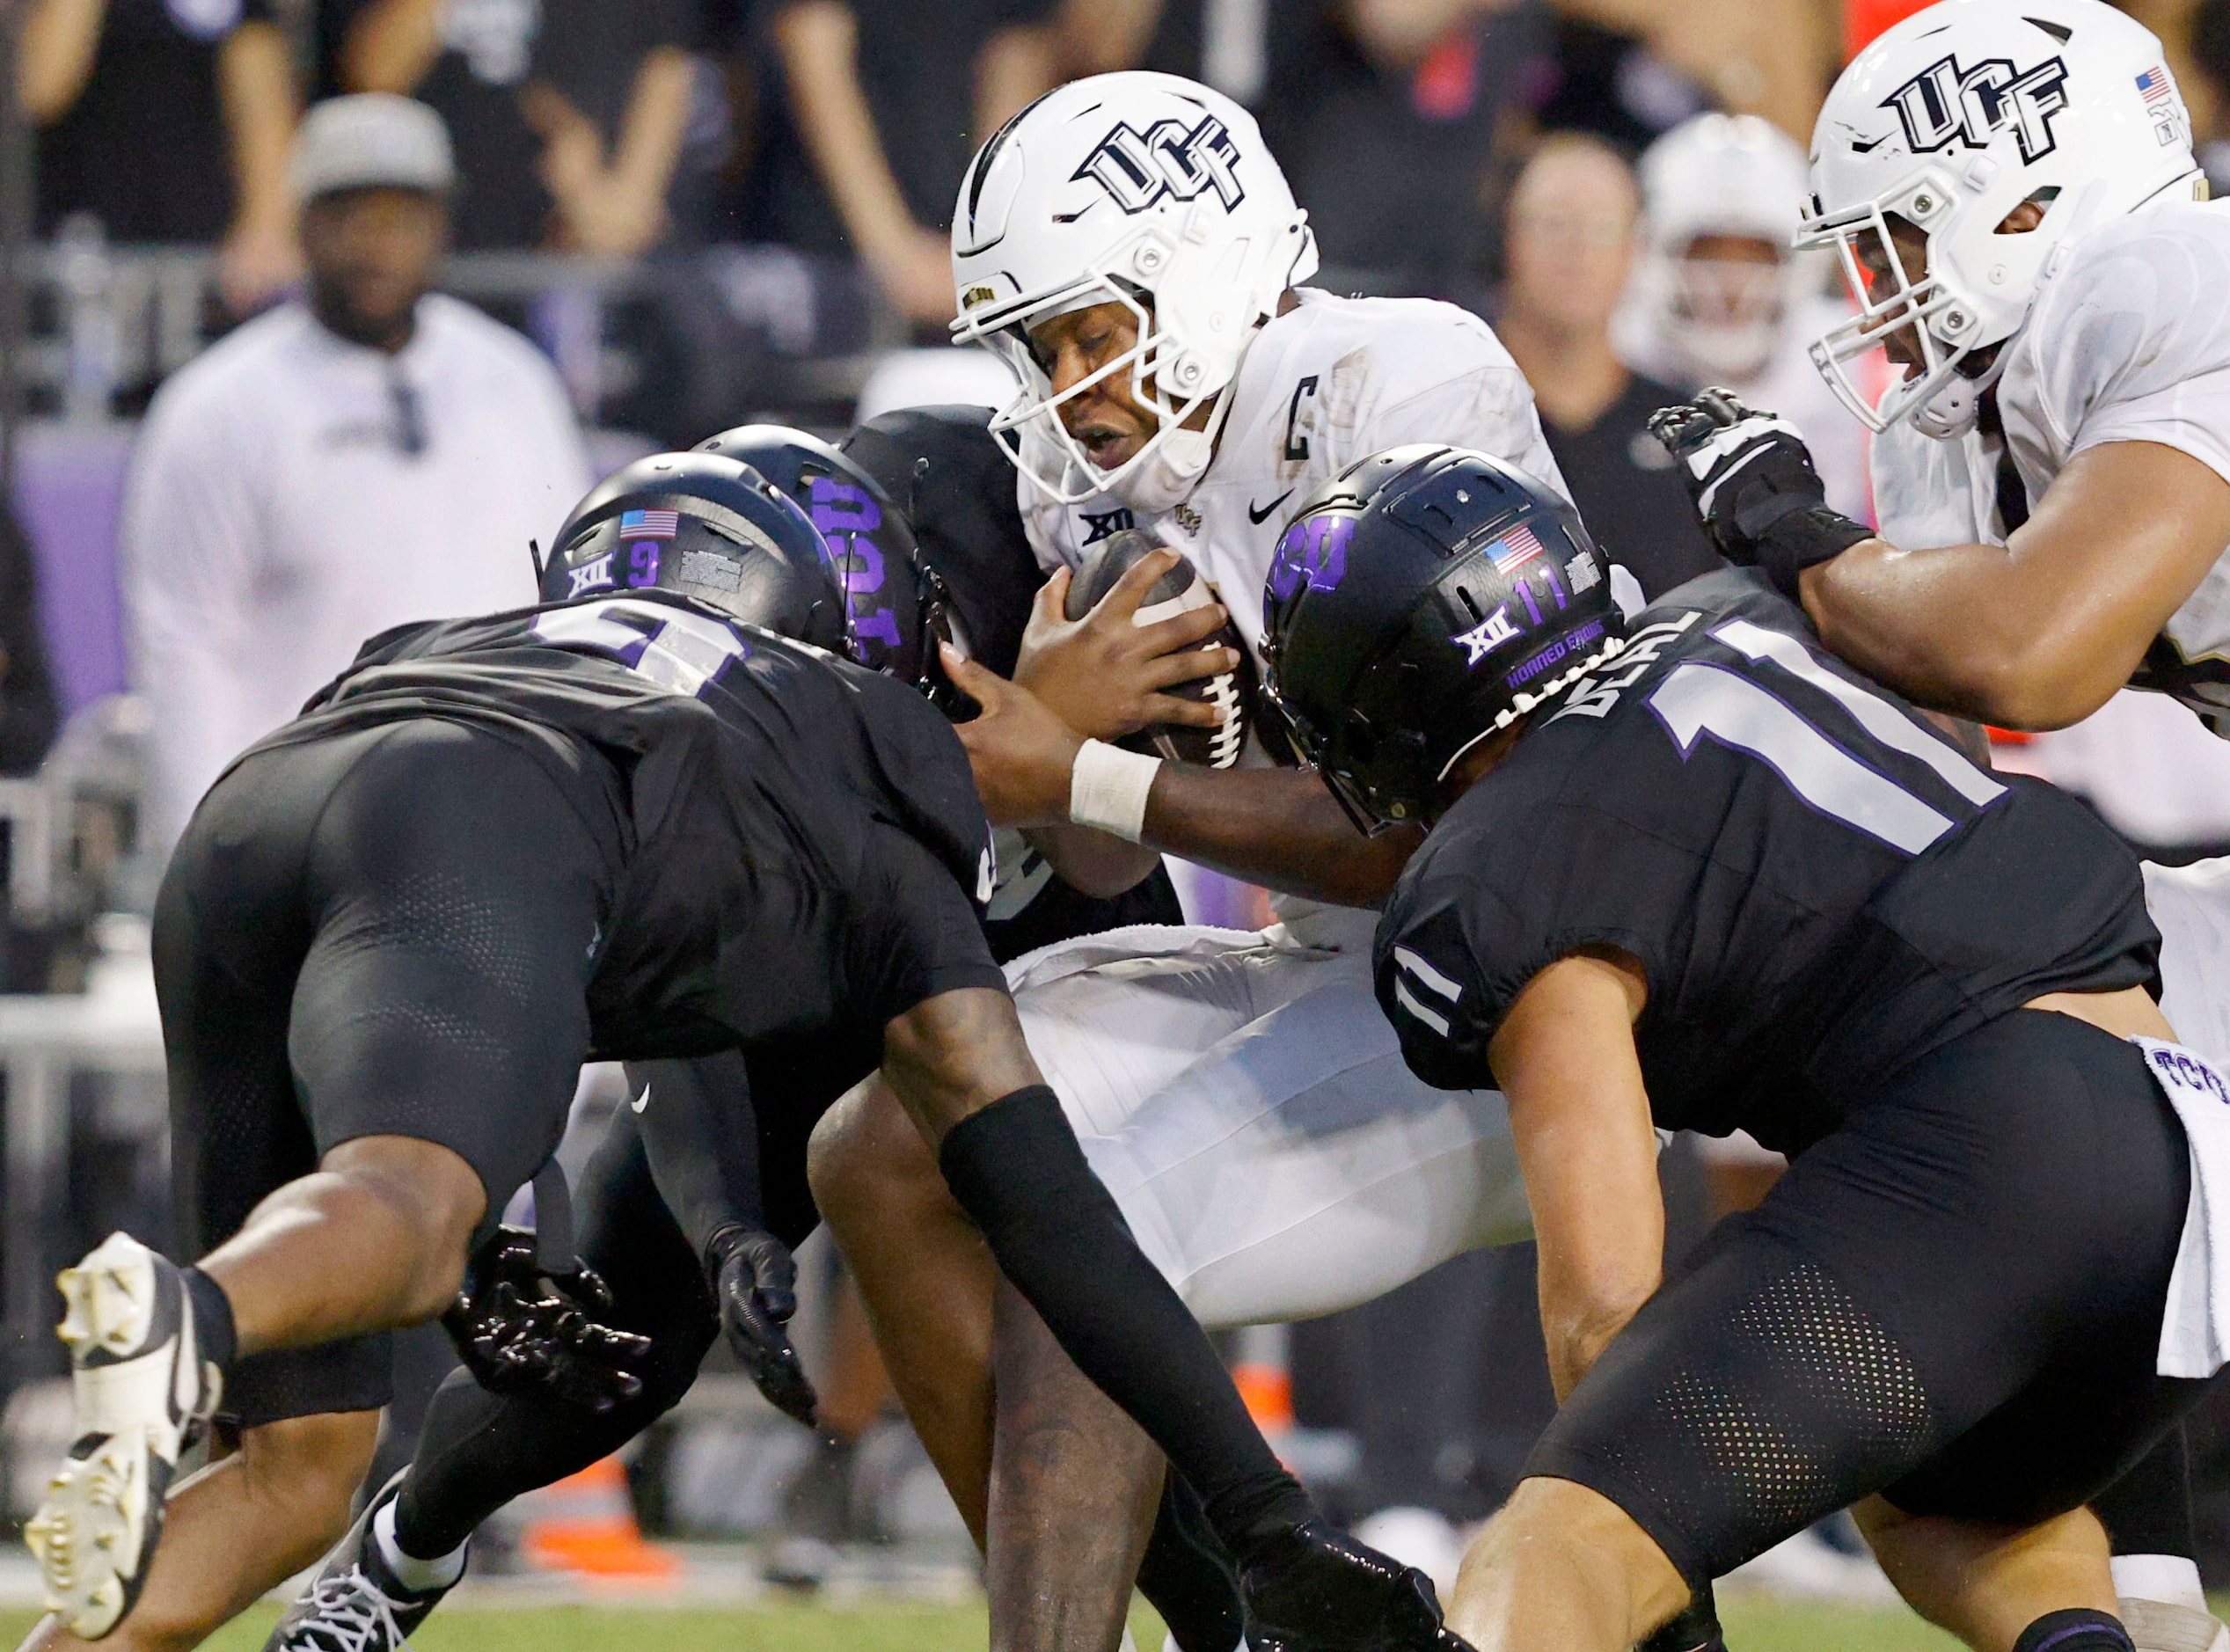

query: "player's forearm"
xmin=629 ymin=1055 xmax=767 ymax=1256
xmin=1024 ymin=824 xmax=1161 ymax=899
xmin=1801 ymin=539 xmax=2140 ymax=730
xmin=1143 ymin=764 xmax=1421 ymax=908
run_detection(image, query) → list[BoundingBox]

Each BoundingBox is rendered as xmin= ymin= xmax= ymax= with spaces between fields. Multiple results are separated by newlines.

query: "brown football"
xmin=1064 ymin=530 xmax=1252 ymax=768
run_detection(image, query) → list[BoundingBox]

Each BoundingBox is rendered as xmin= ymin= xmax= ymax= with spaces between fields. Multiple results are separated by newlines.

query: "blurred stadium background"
xmin=4 ymin=0 xmax=2230 ymax=1641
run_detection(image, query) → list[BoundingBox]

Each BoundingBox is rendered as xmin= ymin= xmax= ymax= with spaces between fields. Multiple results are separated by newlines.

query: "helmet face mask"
xmin=950 ymin=72 xmax=1318 ymax=511
xmin=1799 ymin=0 xmax=2202 ymax=437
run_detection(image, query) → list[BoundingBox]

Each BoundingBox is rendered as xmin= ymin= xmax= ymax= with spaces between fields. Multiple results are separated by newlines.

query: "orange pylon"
xmin=517 ymin=1456 xmax=679 ymax=1581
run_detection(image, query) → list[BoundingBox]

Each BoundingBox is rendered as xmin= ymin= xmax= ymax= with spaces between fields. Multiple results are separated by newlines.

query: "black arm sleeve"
xmin=626 ymin=1052 xmax=766 ymax=1258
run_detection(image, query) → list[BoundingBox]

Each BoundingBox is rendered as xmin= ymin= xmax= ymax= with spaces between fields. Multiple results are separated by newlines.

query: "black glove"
xmin=706 ymin=1224 xmax=820 ymax=1429
xmin=1649 ymin=388 xmax=1873 ymax=602
xmin=442 ymin=1225 xmax=652 ymax=1414
xmin=1638 ymin=1584 xmax=1728 ymax=1652
xmin=1238 ymin=1519 xmax=1478 ymax=1652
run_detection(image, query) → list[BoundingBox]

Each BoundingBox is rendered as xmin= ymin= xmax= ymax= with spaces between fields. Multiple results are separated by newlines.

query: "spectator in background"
xmin=757 ymin=0 xmax=1057 ymax=329
xmin=1494 ymin=133 xmax=1715 ymax=597
xmin=21 ymin=0 xmax=299 ymax=314
xmin=1614 ymin=112 xmax=1872 ymax=523
xmin=122 ymin=94 xmax=590 ymax=851
xmin=331 ymin=0 xmax=697 ymax=255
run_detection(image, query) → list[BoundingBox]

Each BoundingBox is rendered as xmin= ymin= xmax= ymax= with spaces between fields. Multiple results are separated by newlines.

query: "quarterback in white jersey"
xmin=810 ymin=71 xmax=1608 ymax=1652
xmin=1650 ymin=2 xmax=2230 ymax=1644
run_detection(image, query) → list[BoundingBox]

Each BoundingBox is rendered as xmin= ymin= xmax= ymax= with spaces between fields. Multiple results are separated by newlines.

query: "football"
xmin=1064 ymin=529 xmax=1253 ymax=768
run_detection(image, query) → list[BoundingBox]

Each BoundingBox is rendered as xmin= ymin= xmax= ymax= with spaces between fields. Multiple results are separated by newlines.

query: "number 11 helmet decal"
xmin=1261 ymin=447 xmax=1623 ymax=834
xmin=1799 ymin=0 xmax=2201 ymax=438
xmin=949 ymin=72 xmax=1317 ymax=512
xmin=542 ymin=451 xmax=852 ymax=655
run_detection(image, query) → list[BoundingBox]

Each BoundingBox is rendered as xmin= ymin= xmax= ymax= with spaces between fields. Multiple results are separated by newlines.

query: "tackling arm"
xmin=1487 ymin=951 xmax=1662 ymax=1401
xmin=1801 ymin=440 xmax=2230 ymax=729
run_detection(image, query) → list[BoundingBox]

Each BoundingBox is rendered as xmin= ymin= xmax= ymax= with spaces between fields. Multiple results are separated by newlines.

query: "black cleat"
xmin=263 ymin=1471 xmax=460 ymax=1651
xmin=1239 ymin=1520 xmax=1478 ymax=1652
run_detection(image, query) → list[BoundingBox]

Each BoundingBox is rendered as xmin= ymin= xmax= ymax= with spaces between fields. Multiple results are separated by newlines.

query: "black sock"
xmin=182 ymin=1267 xmax=237 ymax=1372
xmin=937 ymin=1086 xmax=1313 ymax=1561
xmin=1137 ymin=1471 xmax=1245 ymax=1652
xmin=2013 ymin=1609 xmax=2133 ymax=1652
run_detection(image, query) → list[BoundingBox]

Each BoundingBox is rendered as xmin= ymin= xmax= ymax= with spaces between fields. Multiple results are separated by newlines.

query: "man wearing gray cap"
xmin=121 ymin=91 xmax=590 ymax=852
xmin=19 ymin=94 xmax=589 ymax=1652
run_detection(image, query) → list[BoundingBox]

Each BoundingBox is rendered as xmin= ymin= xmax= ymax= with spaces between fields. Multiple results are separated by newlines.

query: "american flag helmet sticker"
xmin=2139 ymin=65 xmax=2174 ymax=106
xmin=619 ymin=508 xmax=681 ymax=540
xmin=1488 ymin=522 xmax=1546 ymax=576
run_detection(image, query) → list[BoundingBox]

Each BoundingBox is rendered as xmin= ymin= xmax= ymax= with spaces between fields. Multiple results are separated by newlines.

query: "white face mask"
xmin=1100 ymin=426 xmax=1216 ymax=513
xmin=1666 ymin=256 xmax=1785 ymax=384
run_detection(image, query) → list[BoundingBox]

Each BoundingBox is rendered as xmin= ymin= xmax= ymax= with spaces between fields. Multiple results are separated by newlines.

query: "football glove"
xmin=442 ymin=1225 xmax=651 ymax=1413
xmin=706 ymin=1225 xmax=820 ymax=1430
xmin=1649 ymin=388 xmax=1874 ymax=602
xmin=1239 ymin=1519 xmax=1478 ymax=1652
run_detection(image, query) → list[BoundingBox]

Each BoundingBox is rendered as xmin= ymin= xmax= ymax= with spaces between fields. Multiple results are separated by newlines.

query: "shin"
xmin=1860 ymin=1495 xmax=2117 ymax=1652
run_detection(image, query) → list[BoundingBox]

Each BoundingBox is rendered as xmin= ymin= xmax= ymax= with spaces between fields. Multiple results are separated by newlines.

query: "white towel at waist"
xmin=2135 ymin=1036 xmax=2230 ymax=1378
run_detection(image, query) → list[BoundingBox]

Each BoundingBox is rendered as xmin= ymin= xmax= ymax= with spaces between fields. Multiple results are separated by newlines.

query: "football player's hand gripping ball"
xmin=1649 ymin=388 xmax=1874 ymax=601
xmin=706 ymin=1224 xmax=819 ymax=1430
xmin=442 ymin=1226 xmax=653 ymax=1413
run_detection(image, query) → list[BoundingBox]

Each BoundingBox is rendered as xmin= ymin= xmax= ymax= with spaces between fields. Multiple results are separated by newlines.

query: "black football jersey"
xmin=1377 ymin=570 xmax=2161 ymax=1156
xmin=842 ymin=403 xmax=1186 ymax=954
xmin=258 ymin=590 xmax=1005 ymax=1061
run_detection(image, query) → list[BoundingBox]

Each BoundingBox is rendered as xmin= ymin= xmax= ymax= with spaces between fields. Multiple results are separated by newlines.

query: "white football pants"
xmin=1005 ymin=922 xmax=1531 ymax=1330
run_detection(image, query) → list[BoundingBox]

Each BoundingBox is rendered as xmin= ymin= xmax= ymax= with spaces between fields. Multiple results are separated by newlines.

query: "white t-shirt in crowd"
xmin=122 ymin=294 xmax=593 ymax=844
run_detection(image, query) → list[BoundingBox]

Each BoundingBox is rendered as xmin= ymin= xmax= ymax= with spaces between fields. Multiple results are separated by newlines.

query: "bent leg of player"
xmin=819 ymin=925 xmax=1526 ymax=1651
xmin=263 ymin=1104 xmax=723 ymax=1652
xmin=28 ymin=722 xmax=608 ymax=1643
xmin=1446 ymin=1011 xmax=2200 ymax=1652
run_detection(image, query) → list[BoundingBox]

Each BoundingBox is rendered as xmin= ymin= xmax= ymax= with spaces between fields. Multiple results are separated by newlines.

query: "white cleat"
xmin=25 ymin=1232 xmax=219 ymax=1640
xmin=2122 ymin=1597 xmax=2230 ymax=1652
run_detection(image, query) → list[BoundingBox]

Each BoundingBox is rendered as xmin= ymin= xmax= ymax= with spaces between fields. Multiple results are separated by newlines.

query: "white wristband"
xmin=1068 ymin=739 xmax=1163 ymax=843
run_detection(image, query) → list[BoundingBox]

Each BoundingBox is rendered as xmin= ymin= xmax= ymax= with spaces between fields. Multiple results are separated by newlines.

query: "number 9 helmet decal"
xmin=542 ymin=451 xmax=852 ymax=655
xmin=949 ymin=71 xmax=1317 ymax=513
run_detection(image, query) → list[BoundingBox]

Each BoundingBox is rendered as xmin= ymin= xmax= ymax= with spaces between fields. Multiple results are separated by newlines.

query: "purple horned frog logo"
xmin=809 ymin=478 xmax=902 ymax=654
xmin=1269 ymin=516 xmax=1353 ymax=602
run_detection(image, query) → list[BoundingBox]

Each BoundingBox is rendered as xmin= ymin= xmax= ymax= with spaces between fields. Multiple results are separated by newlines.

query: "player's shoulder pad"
xmin=2028 ymin=200 xmax=2230 ymax=385
xmin=1267 ymin=291 xmax=1520 ymax=389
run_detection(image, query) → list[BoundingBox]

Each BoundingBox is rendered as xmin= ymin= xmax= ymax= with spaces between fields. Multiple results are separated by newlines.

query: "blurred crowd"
xmin=13 ymin=0 xmax=2230 ymax=1602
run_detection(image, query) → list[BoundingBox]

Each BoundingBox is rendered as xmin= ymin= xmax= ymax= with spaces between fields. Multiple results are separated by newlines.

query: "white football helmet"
xmin=1627 ymin=113 xmax=1817 ymax=385
xmin=948 ymin=72 xmax=1318 ymax=510
xmin=1799 ymin=0 xmax=2202 ymax=438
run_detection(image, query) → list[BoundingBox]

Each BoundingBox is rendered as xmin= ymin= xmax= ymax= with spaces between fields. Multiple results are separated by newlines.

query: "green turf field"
xmin=0 ymin=1594 xmax=1969 ymax=1650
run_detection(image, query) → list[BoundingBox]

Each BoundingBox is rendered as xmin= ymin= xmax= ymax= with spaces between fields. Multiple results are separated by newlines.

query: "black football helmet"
xmin=540 ymin=451 xmax=851 ymax=654
xmin=696 ymin=424 xmax=969 ymax=713
xmin=1261 ymin=444 xmax=1623 ymax=833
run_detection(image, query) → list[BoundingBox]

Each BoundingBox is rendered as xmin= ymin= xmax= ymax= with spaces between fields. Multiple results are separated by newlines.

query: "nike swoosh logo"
xmin=1850 ymin=135 xmax=1887 ymax=153
xmin=1247 ymin=489 xmax=1296 ymax=526
xmin=632 ymin=1084 xmax=652 ymax=1115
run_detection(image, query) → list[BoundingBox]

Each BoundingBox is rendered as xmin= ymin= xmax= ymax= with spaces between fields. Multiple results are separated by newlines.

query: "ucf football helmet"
xmin=948 ymin=71 xmax=1317 ymax=511
xmin=1799 ymin=0 xmax=2202 ymax=437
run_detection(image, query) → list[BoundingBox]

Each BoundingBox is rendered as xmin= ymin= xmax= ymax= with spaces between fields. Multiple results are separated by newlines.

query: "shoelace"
xmin=280 ymin=1568 xmax=410 ymax=1652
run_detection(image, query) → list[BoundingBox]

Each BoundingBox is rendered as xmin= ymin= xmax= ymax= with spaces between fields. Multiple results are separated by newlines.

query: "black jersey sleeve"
xmin=841 ymin=406 xmax=1041 ymax=676
xmin=845 ymin=822 xmax=1010 ymax=1027
xmin=628 ymin=1051 xmax=765 ymax=1255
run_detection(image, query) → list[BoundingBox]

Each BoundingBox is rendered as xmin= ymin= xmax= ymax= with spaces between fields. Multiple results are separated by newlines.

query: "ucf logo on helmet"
xmin=1071 ymin=113 xmax=1247 ymax=215
xmin=1883 ymin=54 xmax=2071 ymax=163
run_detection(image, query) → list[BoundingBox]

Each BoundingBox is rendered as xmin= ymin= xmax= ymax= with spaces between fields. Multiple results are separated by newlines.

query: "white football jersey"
xmin=1017 ymin=289 xmax=1574 ymax=660
xmin=1873 ymin=198 xmax=2230 ymax=732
